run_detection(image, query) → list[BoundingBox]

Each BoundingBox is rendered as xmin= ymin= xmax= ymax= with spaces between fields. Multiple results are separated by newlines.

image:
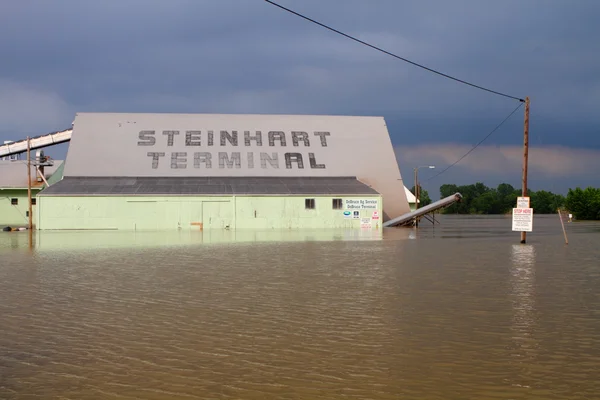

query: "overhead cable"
xmin=264 ymin=0 xmax=524 ymax=102
xmin=424 ymin=102 xmax=524 ymax=182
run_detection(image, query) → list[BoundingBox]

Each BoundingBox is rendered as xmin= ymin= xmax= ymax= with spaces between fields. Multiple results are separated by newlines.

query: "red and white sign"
xmin=371 ymin=210 xmax=380 ymax=220
xmin=360 ymin=218 xmax=372 ymax=229
xmin=512 ymin=207 xmax=533 ymax=232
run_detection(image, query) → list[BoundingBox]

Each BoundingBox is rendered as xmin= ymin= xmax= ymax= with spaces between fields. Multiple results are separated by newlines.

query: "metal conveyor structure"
xmin=0 ymin=128 xmax=72 ymax=158
xmin=383 ymin=192 xmax=463 ymax=227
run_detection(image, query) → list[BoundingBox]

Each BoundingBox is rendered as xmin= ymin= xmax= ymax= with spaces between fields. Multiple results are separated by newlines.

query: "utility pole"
xmin=413 ymin=167 xmax=419 ymax=227
xmin=520 ymin=96 xmax=530 ymax=244
xmin=412 ymin=166 xmax=435 ymax=228
xmin=414 ymin=169 xmax=419 ymax=211
xmin=27 ymin=137 xmax=33 ymax=230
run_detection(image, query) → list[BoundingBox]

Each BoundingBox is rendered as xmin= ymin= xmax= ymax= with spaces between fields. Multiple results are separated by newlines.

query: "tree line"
xmin=412 ymin=183 xmax=600 ymax=220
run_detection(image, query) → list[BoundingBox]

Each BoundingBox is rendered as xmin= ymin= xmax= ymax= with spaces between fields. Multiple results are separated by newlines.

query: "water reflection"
xmin=30 ymin=228 xmax=385 ymax=252
xmin=509 ymin=243 xmax=538 ymax=349
xmin=508 ymin=244 xmax=539 ymax=391
xmin=1 ymin=215 xmax=600 ymax=399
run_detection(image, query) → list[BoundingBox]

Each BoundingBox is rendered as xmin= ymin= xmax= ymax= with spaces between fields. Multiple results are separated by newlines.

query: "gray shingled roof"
xmin=39 ymin=176 xmax=379 ymax=196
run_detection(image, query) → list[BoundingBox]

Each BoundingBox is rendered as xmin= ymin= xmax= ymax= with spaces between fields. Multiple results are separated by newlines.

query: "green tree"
xmin=410 ymin=185 xmax=432 ymax=207
xmin=439 ymin=182 xmax=567 ymax=215
xmin=472 ymin=190 xmax=502 ymax=214
xmin=440 ymin=184 xmax=459 ymax=198
xmin=497 ymin=183 xmax=519 ymax=212
xmin=565 ymin=187 xmax=600 ymax=220
xmin=439 ymin=184 xmax=462 ymax=213
xmin=530 ymin=190 xmax=565 ymax=214
xmin=439 ymin=182 xmax=492 ymax=214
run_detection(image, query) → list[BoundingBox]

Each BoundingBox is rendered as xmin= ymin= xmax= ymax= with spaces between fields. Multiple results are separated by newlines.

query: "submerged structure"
xmin=37 ymin=113 xmax=411 ymax=231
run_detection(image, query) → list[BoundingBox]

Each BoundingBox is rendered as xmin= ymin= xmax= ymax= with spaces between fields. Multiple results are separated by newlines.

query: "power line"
xmin=424 ymin=102 xmax=524 ymax=182
xmin=264 ymin=0 xmax=525 ymax=102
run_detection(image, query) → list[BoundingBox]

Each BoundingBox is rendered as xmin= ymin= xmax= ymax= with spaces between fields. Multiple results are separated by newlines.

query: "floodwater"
xmin=1 ymin=215 xmax=599 ymax=399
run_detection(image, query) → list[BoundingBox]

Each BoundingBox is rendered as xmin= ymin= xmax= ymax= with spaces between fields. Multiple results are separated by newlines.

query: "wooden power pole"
xmin=27 ymin=137 xmax=33 ymax=230
xmin=520 ymin=97 xmax=530 ymax=244
xmin=413 ymin=168 xmax=419 ymax=227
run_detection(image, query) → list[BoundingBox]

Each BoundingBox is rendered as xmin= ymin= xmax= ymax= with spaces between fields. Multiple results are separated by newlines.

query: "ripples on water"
xmin=1 ymin=215 xmax=599 ymax=399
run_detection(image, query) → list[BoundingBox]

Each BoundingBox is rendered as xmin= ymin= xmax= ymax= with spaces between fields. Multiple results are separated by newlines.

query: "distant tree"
xmin=565 ymin=187 xmax=600 ymax=220
xmin=530 ymin=190 xmax=565 ymax=214
xmin=410 ymin=185 xmax=432 ymax=207
xmin=497 ymin=183 xmax=519 ymax=212
xmin=439 ymin=184 xmax=462 ymax=213
xmin=472 ymin=190 xmax=502 ymax=214
xmin=439 ymin=182 xmax=492 ymax=214
xmin=439 ymin=182 xmax=567 ymax=215
xmin=440 ymin=184 xmax=459 ymax=198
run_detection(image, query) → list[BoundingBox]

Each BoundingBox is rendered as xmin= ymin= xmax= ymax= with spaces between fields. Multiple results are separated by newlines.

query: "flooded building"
xmin=0 ymin=159 xmax=63 ymax=227
xmin=37 ymin=113 xmax=410 ymax=230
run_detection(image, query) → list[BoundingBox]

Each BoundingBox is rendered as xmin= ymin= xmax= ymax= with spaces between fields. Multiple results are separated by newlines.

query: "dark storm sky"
xmin=1 ymin=0 xmax=598 ymax=197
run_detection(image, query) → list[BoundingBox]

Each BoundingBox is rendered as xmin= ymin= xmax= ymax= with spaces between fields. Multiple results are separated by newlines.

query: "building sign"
xmin=517 ymin=196 xmax=530 ymax=209
xmin=512 ymin=208 xmax=533 ymax=232
xmin=139 ymin=130 xmax=330 ymax=170
xmin=344 ymin=199 xmax=378 ymax=210
xmin=61 ymin=113 xmax=412 ymax=219
xmin=343 ymin=210 xmax=352 ymax=219
xmin=352 ymin=211 xmax=360 ymax=219
xmin=371 ymin=210 xmax=380 ymax=220
xmin=360 ymin=218 xmax=372 ymax=229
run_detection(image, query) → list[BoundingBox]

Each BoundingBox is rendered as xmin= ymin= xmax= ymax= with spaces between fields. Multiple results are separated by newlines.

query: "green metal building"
xmin=0 ymin=160 xmax=63 ymax=227
xmin=38 ymin=177 xmax=382 ymax=230
xmin=37 ymin=113 xmax=409 ymax=231
xmin=405 ymin=186 xmax=418 ymax=211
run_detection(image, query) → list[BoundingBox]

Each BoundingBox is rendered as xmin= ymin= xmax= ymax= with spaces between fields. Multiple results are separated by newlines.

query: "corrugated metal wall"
xmin=37 ymin=195 xmax=383 ymax=231
xmin=1 ymin=189 xmax=40 ymax=226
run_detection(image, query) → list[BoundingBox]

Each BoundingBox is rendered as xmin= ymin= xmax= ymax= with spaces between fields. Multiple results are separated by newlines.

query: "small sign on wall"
xmin=360 ymin=217 xmax=372 ymax=229
xmin=344 ymin=199 xmax=378 ymax=210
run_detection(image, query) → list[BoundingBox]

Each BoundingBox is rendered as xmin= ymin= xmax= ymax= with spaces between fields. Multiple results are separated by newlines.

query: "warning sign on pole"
xmin=517 ymin=196 xmax=530 ymax=209
xmin=512 ymin=208 xmax=533 ymax=232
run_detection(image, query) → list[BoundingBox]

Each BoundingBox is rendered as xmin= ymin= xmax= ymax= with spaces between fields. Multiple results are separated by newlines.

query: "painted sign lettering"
xmin=344 ymin=199 xmax=379 ymax=210
xmin=138 ymin=130 xmax=330 ymax=170
xmin=137 ymin=130 xmax=330 ymax=147
xmin=145 ymin=151 xmax=329 ymax=170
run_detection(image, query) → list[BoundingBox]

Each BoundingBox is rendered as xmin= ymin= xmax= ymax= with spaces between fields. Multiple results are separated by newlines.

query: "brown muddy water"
xmin=1 ymin=215 xmax=599 ymax=399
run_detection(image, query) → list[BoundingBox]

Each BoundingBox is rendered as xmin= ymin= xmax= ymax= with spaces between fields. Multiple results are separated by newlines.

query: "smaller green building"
xmin=404 ymin=186 xmax=418 ymax=211
xmin=0 ymin=160 xmax=63 ymax=228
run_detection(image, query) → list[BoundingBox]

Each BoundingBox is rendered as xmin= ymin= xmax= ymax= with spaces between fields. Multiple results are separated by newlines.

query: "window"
xmin=332 ymin=198 xmax=343 ymax=209
xmin=11 ymin=198 xmax=18 ymax=205
xmin=32 ymin=198 xmax=36 ymax=205
xmin=305 ymin=198 xmax=315 ymax=210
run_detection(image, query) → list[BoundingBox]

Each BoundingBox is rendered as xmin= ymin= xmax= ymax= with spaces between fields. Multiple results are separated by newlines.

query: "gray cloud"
xmin=395 ymin=144 xmax=600 ymax=199
xmin=0 ymin=80 xmax=72 ymax=135
xmin=2 ymin=1 xmax=598 ymax=118
xmin=0 ymin=0 xmax=598 ymax=193
xmin=396 ymin=144 xmax=600 ymax=178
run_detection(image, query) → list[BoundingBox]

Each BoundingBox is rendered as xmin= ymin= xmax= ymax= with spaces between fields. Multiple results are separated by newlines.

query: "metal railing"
xmin=383 ymin=193 xmax=463 ymax=227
